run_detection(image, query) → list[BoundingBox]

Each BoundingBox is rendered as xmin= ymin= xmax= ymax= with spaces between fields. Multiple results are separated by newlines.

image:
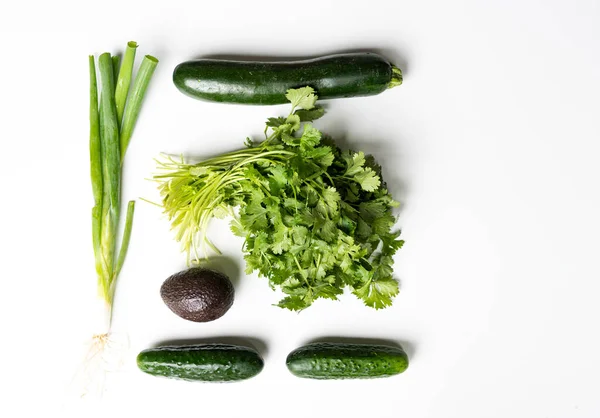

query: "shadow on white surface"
xmin=190 ymin=255 xmax=243 ymax=289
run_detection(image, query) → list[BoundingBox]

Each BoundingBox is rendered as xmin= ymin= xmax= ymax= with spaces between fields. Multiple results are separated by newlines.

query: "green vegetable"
xmin=120 ymin=54 xmax=158 ymax=157
xmin=76 ymin=42 xmax=157 ymax=399
xmin=97 ymin=52 xmax=122 ymax=299
xmin=115 ymin=41 xmax=137 ymax=126
xmin=286 ymin=342 xmax=409 ymax=379
xmin=137 ymin=344 xmax=264 ymax=382
xmin=89 ymin=43 xmax=158 ymax=320
xmin=173 ymin=52 xmax=402 ymax=105
xmin=111 ymin=55 xmax=121 ymax=88
xmin=155 ymin=87 xmax=403 ymax=311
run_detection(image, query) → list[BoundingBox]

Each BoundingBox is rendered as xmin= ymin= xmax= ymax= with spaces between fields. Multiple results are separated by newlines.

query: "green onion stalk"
xmin=79 ymin=43 xmax=157 ymax=399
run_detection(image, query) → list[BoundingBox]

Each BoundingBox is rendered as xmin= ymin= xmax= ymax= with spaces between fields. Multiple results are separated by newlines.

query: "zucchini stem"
xmin=388 ymin=65 xmax=403 ymax=88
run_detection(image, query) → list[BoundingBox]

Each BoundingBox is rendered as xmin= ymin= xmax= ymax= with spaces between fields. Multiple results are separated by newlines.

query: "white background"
xmin=1 ymin=0 xmax=599 ymax=417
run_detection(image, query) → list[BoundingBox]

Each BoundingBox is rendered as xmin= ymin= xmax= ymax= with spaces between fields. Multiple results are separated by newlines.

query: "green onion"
xmin=89 ymin=56 xmax=103 ymax=283
xmin=88 ymin=44 xmax=158 ymax=314
xmin=112 ymin=55 xmax=121 ymax=88
xmin=98 ymin=53 xmax=121 ymax=302
xmin=115 ymin=41 xmax=137 ymax=125
xmin=114 ymin=200 xmax=135 ymax=281
xmin=79 ymin=41 xmax=157 ymax=399
xmin=120 ymin=55 xmax=158 ymax=157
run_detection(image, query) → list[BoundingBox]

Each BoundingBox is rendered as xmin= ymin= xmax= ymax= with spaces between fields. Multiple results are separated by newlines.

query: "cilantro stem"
xmin=198 ymin=151 xmax=261 ymax=165
xmin=205 ymin=236 xmax=222 ymax=255
xmin=198 ymin=149 xmax=294 ymax=168
xmin=293 ymin=255 xmax=312 ymax=290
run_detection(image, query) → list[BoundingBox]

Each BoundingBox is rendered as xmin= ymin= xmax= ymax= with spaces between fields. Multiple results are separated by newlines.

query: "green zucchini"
xmin=173 ymin=52 xmax=402 ymax=105
xmin=286 ymin=342 xmax=408 ymax=379
xmin=137 ymin=343 xmax=264 ymax=382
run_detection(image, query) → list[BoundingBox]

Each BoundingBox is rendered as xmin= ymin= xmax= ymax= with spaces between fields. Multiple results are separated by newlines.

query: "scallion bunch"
xmin=82 ymin=41 xmax=157 ymax=397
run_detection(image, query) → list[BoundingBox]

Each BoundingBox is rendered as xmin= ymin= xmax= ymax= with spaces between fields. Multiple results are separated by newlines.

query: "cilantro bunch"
xmin=156 ymin=88 xmax=404 ymax=310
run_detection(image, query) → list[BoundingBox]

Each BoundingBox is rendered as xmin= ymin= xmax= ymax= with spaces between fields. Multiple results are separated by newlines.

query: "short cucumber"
xmin=137 ymin=343 xmax=264 ymax=382
xmin=173 ymin=52 xmax=403 ymax=105
xmin=286 ymin=342 xmax=408 ymax=379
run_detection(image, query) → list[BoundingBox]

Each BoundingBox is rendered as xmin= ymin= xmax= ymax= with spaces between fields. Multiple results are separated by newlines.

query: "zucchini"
xmin=286 ymin=342 xmax=408 ymax=379
xmin=137 ymin=343 xmax=264 ymax=382
xmin=173 ymin=52 xmax=402 ymax=105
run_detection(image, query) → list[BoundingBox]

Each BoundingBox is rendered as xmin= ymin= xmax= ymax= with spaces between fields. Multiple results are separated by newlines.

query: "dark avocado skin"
xmin=137 ymin=344 xmax=264 ymax=382
xmin=173 ymin=53 xmax=394 ymax=105
xmin=286 ymin=342 xmax=409 ymax=379
xmin=160 ymin=267 xmax=234 ymax=322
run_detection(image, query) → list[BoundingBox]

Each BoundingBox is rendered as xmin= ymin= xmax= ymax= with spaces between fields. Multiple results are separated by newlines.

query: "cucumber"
xmin=136 ymin=343 xmax=264 ymax=382
xmin=286 ymin=342 xmax=408 ymax=379
xmin=173 ymin=53 xmax=403 ymax=105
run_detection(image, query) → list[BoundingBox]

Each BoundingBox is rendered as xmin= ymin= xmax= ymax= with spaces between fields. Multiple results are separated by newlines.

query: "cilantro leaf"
xmin=285 ymin=114 xmax=301 ymax=132
xmin=353 ymin=276 xmax=399 ymax=309
xmin=230 ymin=220 xmax=246 ymax=237
xmin=314 ymin=283 xmax=343 ymax=300
xmin=277 ymin=295 xmax=309 ymax=311
xmin=359 ymin=200 xmax=387 ymax=222
xmin=266 ymin=117 xmax=286 ymax=128
xmin=355 ymin=168 xmax=381 ymax=191
xmin=316 ymin=218 xmax=337 ymax=242
xmin=300 ymin=124 xmax=322 ymax=150
xmin=291 ymin=225 xmax=309 ymax=245
xmin=295 ymin=106 xmax=325 ymax=122
xmin=267 ymin=166 xmax=288 ymax=195
xmin=286 ymin=87 xmax=317 ymax=110
xmin=281 ymin=132 xmax=297 ymax=146
xmin=381 ymin=230 xmax=404 ymax=256
xmin=305 ymin=146 xmax=334 ymax=168
xmin=240 ymin=196 xmax=269 ymax=232
xmin=322 ymin=186 xmax=341 ymax=213
xmin=344 ymin=151 xmax=367 ymax=176
xmin=271 ymin=226 xmax=291 ymax=254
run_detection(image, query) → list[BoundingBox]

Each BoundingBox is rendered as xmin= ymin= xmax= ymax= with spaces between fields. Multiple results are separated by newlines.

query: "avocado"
xmin=160 ymin=267 xmax=234 ymax=322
